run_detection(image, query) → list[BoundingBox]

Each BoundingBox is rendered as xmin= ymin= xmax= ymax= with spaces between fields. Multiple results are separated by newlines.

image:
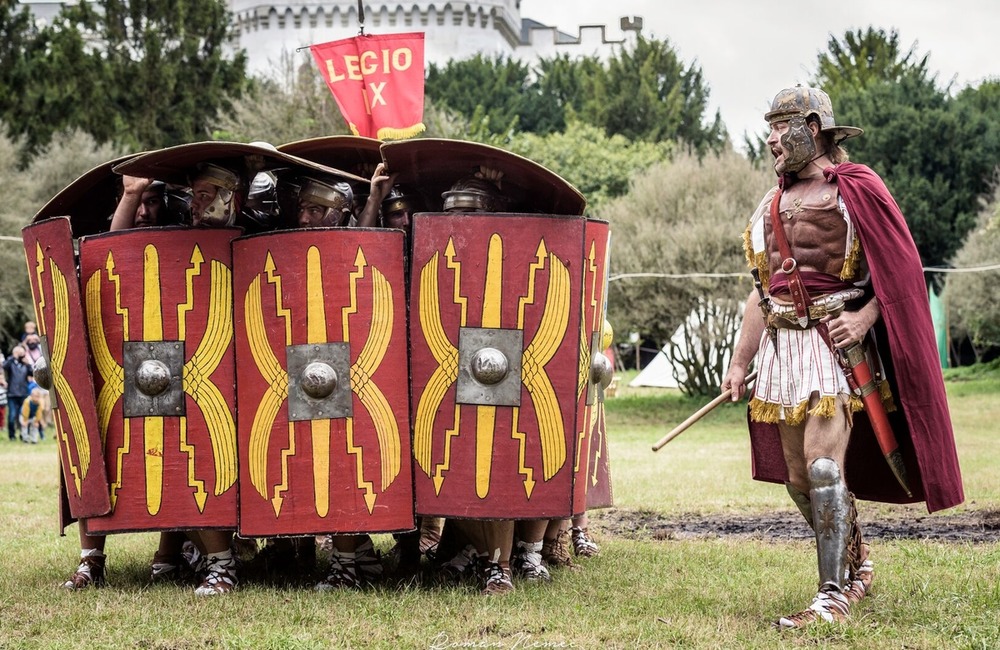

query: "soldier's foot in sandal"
xmin=776 ymin=588 xmax=850 ymax=628
xmin=62 ymin=553 xmax=106 ymax=590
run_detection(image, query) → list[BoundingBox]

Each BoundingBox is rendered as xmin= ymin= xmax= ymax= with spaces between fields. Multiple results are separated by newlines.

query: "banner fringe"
xmin=378 ymin=123 xmax=426 ymax=141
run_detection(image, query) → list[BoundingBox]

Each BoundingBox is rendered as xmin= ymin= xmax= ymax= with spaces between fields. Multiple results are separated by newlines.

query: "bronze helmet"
xmin=297 ymin=176 xmax=354 ymax=226
xmin=765 ymin=86 xmax=862 ymax=173
xmin=441 ymin=176 xmax=507 ymax=213
xmin=299 ymin=176 xmax=353 ymax=211
xmin=381 ymin=186 xmax=423 ymax=216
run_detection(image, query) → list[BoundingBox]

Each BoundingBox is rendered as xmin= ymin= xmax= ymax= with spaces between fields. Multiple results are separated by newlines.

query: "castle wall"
xmin=231 ymin=2 xmax=523 ymax=79
xmin=228 ymin=2 xmax=637 ymax=79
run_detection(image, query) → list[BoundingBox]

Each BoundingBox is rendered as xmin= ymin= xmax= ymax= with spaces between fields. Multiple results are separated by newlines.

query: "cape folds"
xmin=748 ymin=162 xmax=964 ymax=513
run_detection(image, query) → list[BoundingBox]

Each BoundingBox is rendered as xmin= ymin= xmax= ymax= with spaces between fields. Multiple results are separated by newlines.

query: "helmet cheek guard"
xmin=778 ymin=115 xmax=818 ymax=173
xmin=200 ymin=187 xmax=238 ymax=227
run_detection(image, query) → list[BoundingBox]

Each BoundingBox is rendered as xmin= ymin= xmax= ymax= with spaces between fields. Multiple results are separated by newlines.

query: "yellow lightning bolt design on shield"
xmin=85 ymin=254 xmax=126 ymax=443
xmin=85 ymin=253 xmax=128 ymax=509
xmin=574 ymin=242 xmax=600 ymax=474
xmin=32 ymin=244 xmax=91 ymax=496
xmin=47 ymin=259 xmax=91 ymax=492
xmin=509 ymin=241 xmax=549 ymax=498
xmin=421 ymin=240 xmax=468 ymax=493
xmin=345 ymin=247 xmax=400 ymax=513
xmin=304 ymin=246 xmax=332 ymax=517
xmin=245 ymin=253 xmax=291 ymax=516
xmin=518 ymin=240 xmax=570 ymax=482
xmin=414 ymin=239 xmax=464 ymax=480
xmin=591 ymin=401 xmax=606 ymax=487
xmin=474 ymin=234 xmax=504 ymax=499
xmin=181 ymin=253 xmax=236 ymax=497
xmin=591 ymin=239 xmax=612 ymax=487
xmin=176 ymin=247 xmax=208 ymax=511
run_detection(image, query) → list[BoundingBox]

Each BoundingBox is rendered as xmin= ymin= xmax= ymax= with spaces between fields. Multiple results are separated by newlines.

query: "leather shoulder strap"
xmin=768 ymin=187 xmax=812 ymax=327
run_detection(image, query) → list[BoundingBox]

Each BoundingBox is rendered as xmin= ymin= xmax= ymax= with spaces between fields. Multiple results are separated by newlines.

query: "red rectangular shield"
xmin=22 ymin=217 xmax=111 ymax=519
xmin=410 ymin=213 xmax=587 ymax=519
xmin=233 ymin=229 xmax=414 ymax=536
xmin=78 ymin=227 xmax=240 ymax=533
xmin=572 ymin=219 xmax=614 ymax=512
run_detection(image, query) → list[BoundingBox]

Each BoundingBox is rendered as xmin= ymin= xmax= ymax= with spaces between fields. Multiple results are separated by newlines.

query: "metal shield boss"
xmin=78 ymin=227 xmax=240 ymax=533
xmin=410 ymin=212 xmax=588 ymax=519
xmin=233 ymin=229 xmax=413 ymax=536
xmin=574 ymin=219 xmax=615 ymax=512
xmin=22 ymin=217 xmax=111 ymax=521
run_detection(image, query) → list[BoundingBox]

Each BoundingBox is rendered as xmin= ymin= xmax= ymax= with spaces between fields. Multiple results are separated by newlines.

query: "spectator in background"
xmin=21 ymin=321 xmax=37 ymax=342
xmin=21 ymin=331 xmax=52 ymax=431
xmin=19 ymin=387 xmax=45 ymax=443
xmin=0 ymin=352 xmax=7 ymax=430
xmin=2 ymin=345 xmax=32 ymax=441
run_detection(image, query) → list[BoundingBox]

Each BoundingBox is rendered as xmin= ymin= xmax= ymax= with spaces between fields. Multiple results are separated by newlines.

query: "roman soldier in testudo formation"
xmin=722 ymin=86 xmax=964 ymax=627
xmin=27 ymin=138 xmax=613 ymax=597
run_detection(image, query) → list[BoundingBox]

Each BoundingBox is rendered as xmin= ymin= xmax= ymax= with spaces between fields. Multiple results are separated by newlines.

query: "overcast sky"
xmin=520 ymin=0 xmax=1000 ymax=145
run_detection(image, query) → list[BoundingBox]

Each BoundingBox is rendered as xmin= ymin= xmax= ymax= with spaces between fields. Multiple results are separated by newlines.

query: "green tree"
xmin=425 ymin=54 xmax=530 ymax=136
xmin=600 ymin=149 xmax=773 ymax=395
xmin=816 ymin=27 xmax=930 ymax=99
xmin=811 ymin=29 xmax=1000 ymax=270
xmin=0 ymin=1 xmax=34 ymax=121
xmin=527 ymin=53 xmax=603 ymax=134
xmin=2 ymin=0 xmax=247 ymax=159
xmin=508 ymin=119 xmax=672 ymax=211
xmin=0 ymin=126 xmax=124 ymax=345
xmin=946 ymin=183 xmax=1000 ymax=360
xmin=425 ymin=39 xmax=725 ymax=151
xmin=583 ymin=36 xmax=725 ymax=151
xmin=830 ymin=75 xmax=999 ymax=270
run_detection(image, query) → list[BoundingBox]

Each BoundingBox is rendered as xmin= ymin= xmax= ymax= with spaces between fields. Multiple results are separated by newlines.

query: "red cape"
xmin=748 ymin=162 xmax=964 ymax=513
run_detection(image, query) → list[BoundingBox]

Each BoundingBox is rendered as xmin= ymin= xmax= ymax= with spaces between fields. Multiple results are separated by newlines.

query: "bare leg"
xmin=193 ymin=530 xmax=236 ymax=596
xmin=316 ymin=535 xmax=381 ymax=590
xmin=62 ymin=526 xmax=107 ymax=590
xmin=150 ymin=531 xmax=191 ymax=582
xmin=570 ymin=513 xmax=600 ymax=557
xmin=776 ymin=394 xmax=854 ymax=628
xmin=512 ymin=520 xmax=550 ymax=581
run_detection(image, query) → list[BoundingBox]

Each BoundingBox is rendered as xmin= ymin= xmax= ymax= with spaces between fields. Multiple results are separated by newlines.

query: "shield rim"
xmin=113 ymin=141 xmax=368 ymax=187
xmin=380 ymin=138 xmax=587 ymax=216
xmin=277 ymin=135 xmax=383 ymax=175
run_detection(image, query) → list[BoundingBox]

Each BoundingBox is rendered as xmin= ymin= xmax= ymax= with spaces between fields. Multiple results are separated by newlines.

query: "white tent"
xmin=630 ymin=345 xmax=680 ymax=388
xmin=629 ymin=300 xmax=743 ymax=389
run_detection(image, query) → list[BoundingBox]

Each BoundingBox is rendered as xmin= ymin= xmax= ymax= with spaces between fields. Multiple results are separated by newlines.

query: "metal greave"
xmin=808 ymin=457 xmax=852 ymax=591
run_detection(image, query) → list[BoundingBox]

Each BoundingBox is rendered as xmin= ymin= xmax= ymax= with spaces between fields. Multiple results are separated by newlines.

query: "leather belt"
xmin=767 ymin=289 xmax=865 ymax=329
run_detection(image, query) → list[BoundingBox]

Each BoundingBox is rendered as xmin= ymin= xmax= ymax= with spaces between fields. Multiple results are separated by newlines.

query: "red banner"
xmin=311 ymin=32 xmax=426 ymax=140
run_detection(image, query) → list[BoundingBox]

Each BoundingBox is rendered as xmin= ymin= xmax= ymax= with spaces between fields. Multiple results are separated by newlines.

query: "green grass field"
xmin=1 ymin=365 xmax=998 ymax=649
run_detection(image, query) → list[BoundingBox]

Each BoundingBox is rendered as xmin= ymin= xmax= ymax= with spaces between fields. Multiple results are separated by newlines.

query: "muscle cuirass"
xmin=764 ymin=178 xmax=848 ymax=280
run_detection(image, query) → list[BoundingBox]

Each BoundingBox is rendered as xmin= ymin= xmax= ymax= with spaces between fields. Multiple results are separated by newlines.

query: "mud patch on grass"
xmin=592 ymin=508 xmax=1000 ymax=543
